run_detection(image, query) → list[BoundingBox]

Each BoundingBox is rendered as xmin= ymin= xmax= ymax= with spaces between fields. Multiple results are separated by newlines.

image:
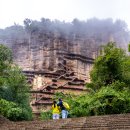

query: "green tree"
xmin=0 ymin=44 xmax=12 ymax=86
xmin=128 ymin=43 xmax=130 ymax=52
xmin=89 ymin=42 xmax=130 ymax=91
xmin=0 ymin=44 xmax=12 ymax=64
xmin=0 ymin=44 xmax=32 ymax=120
xmin=5 ymin=66 xmax=30 ymax=106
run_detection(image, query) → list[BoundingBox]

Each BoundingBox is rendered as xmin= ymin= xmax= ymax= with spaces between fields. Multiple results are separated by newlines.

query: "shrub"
xmin=89 ymin=86 xmax=130 ymax=115
xmin=40 ymin=110 xmax=52 ymax=120
xmin=0 ymin=98 xmax=32 ymax=121
xmin=0 ymin=99 xmax=16 ymax=117
xmin=7 ymin=107 xmax=23 ymax=121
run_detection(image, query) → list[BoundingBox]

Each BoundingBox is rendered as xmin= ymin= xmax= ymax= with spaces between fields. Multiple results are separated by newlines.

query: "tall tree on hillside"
xmin=0 ymin=44 xmax=32 ymax=120
xmin=89 ymin=42 xmax=130 ymax=91
xmin=0 ymin=44 xmax=12 ymax=86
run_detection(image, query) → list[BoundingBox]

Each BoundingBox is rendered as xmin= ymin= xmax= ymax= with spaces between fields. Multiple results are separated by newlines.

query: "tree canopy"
xmin=89 ymin=42 xmax=130 ymax=91
xmin=0 ymin=44 xmax=32 ymax=121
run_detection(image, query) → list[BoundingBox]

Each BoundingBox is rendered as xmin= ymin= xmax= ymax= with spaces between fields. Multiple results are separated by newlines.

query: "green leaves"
xmin=0 ymin=99 xmax=32 ymax=121
xmin=69 ymin=86 xmax=130 ymax=117
xmin=0 ymin=44 xmax=12 ymax=64
xmin=0 ymin=44 xmax=32 ymax=121
xmin=128 ymin=44 xmax=130 ymax=52
xmin=40 ymin=110 xmax=52 ymax=120
xmin=90 ymin=42 xmax=130 ymax=90
xmin=0 ymin=98 xmax=17 ymax=117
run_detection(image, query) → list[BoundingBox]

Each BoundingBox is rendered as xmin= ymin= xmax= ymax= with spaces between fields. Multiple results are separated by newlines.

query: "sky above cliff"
xmin=0 ymin=0 xmax=130 ymax=29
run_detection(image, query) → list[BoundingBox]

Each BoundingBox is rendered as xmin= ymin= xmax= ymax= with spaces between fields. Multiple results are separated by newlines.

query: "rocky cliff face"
xmin=9 ymin=32 xmax=96 ymax=112
xmin=11 ymin=32 xmax=96 ymax=81
xmin=2 ymin=18 xmax=129 ymax=112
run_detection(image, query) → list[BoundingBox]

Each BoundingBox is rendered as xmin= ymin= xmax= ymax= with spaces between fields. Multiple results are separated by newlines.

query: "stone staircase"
xmin=1 ymin=114 xmax=130 ymax=130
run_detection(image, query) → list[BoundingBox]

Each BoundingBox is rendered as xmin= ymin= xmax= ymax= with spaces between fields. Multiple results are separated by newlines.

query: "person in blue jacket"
xmin=57 ymin=98 xmax=68 ymax=119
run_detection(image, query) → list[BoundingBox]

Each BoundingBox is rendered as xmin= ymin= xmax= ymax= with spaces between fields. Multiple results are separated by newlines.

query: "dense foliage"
xmin=89 ymin=42 xmax=130 ymax=91
xmin=0 ymin=44 xmax=32 ymax=121
xmin=40 ymin=110 xmax=52 ymax=120
xmin=0 ymin=99 xmax=32 ymax=121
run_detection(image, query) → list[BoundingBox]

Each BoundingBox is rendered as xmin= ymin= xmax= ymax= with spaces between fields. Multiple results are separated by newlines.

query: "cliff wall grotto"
xmin=10 ymin=32 xmax=95 ymax=113
xmin=0 ymin=18 xmax=129 ymax=113
xmin=12 ymin=32 xmax=96 ymax=79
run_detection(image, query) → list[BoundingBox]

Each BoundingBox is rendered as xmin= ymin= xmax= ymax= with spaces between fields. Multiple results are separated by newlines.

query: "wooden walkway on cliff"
xmin=23 ymin=56 xmax=90 ymax=110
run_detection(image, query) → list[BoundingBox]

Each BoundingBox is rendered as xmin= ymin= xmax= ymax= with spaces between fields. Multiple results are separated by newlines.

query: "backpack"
xmin=63 ymin=101 xmax=70 ymax=110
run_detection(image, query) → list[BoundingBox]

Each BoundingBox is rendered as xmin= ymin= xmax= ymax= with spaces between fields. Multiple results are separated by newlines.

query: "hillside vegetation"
xmin=41 ymin=42 xmax=130 ymax=120
xmin=0 ymin=44 xmax=32 ymax=121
